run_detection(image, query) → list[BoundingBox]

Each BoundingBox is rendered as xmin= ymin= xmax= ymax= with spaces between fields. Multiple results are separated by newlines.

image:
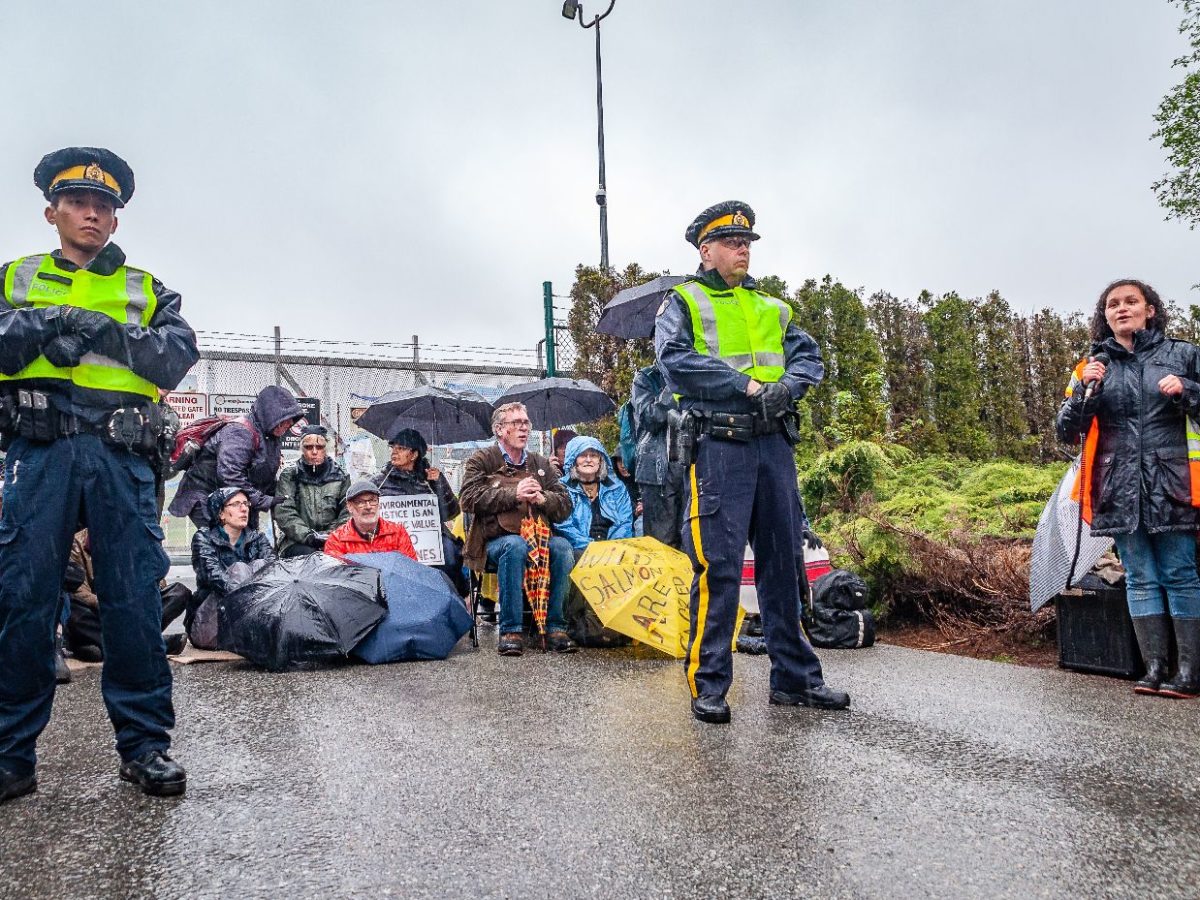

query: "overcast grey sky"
xmin=1 ymin=1 xmax=1194 ymax=357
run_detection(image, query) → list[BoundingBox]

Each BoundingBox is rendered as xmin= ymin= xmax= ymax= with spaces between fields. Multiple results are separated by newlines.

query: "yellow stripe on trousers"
xmin=685 ymin=461 xmax=711 ymax=698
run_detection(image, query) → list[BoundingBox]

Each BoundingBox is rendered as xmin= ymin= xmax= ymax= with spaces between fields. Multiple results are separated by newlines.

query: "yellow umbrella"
xmin=571 ymin=537 xmax=744 ymax=658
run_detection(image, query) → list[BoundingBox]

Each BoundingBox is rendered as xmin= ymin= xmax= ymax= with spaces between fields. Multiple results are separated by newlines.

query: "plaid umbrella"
xmin=1029 ymin=456 xmax=1114 ymax=612
xmin=521 ymin=509 xmax=552 ymax=646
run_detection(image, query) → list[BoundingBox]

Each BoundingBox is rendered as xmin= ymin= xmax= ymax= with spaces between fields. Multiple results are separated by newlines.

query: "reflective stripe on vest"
xmin=1066 ymin=356 xmax=1200 ymax=521
xmin=674 ymin=281 xmax=791 ymax=382
xmin=0 ymin=254 xmax=159 ymax=400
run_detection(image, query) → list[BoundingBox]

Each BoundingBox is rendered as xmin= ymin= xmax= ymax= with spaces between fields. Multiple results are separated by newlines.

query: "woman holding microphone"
xmin=1057 ymin=279 xmax=1200 ymax=698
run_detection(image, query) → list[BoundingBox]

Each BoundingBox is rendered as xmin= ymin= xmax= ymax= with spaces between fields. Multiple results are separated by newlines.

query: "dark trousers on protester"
xmin=639 ymin=462 xmax=687 ymax=549
xmin=682 ymin=431 xmax=825 ymax=700
xmin=66 ymin=583 xmax=192 ymax=657
xmin=0 ymin=435 xmax=174 ymax=777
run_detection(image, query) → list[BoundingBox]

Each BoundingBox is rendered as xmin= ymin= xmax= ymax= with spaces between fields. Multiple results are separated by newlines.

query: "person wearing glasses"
xmin=654 ymin=201 xmax=851 ymax=724
xmin=273 ymin=424 xmax=351 ymax=558
xmin=188 ymin=488 xmax=276 ymax=650
xmin=323 ymin=480 xmax=418 ymax=560
xmin=459 ymin=402 xmax=577 ymax=657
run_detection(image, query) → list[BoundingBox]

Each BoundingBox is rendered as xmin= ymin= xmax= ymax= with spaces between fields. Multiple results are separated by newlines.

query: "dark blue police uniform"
xmin=654 ymin=201 xmax=850 ymax=723
xmin=0 ymin=148 xmax=199 ymax=800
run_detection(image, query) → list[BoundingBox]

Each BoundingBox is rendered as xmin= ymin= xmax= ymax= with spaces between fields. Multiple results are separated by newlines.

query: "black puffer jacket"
xmin=372 ymin=465 xmax=461 ymax=525
xmin=190 ymin=489 xmax=276 ymax=600
xmin=1056 ymin=329 xmax=1200 ymax=536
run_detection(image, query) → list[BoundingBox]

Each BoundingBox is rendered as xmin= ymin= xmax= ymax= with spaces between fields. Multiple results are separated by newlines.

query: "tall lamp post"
xmin=561 ymin=0 xmax=616 ymax=271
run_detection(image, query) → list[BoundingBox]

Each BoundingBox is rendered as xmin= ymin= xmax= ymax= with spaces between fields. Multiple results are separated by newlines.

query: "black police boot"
xmin=770 ymin=683 xmax=851 ymax=710
xmin=119 ymin=750 xmax=187 ymax=797
xmin=744 ymin=613 xmax=764 ymax=638
xmin=164 ymin=633 xmax=187 ymax=656
xmin=691 ymin=695 xmax=731 ymax=724
xmin=1160 ymin=617 xmax=1200 ymax=699
xmin=54 ymin=636 xmax=71 ymax=684
xmin=1131 ymin=614 xmax=1171 ymax=695
xmin=0 ymin=766 xmax=36 ymax=803
xmin=735 ymin=634 xmax=768 ymax=655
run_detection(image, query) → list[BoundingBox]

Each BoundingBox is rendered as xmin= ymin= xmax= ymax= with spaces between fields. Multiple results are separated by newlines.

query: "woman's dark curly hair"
xmin=1089 ymin=278 xmax=1166 ymax=342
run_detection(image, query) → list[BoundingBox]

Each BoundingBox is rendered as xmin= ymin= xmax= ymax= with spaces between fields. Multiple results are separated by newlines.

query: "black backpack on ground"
xmin=805 ymin=569 xmax=876 ymax=649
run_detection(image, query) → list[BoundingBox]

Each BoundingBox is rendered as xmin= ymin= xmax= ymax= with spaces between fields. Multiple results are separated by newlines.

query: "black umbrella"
xmin=355 ymin=385 xmax=493 ymax=445
xmin=496 ymin=377 xmax=615 ymax=430
xmin=217 ymin=554 xmax=386 ymax=671
xmin=597 ymin=275 xmax=688 ymax=339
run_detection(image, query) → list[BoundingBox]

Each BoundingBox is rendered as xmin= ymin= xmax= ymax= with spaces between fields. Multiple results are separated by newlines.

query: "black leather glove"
xmin=757 ymin=381 xmax=793 ymax=419
xmin=43 ymin=335 xmax=86 ymax=368
xmin=306 ymin=533 xmax=328 ymax=549
xmin=801 ymin=527 xmax=823 ymax=550
xmin=60 ymin=307 xmax=120 ymax=344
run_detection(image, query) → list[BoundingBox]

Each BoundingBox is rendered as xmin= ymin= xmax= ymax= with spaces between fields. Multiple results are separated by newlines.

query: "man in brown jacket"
xmin=459 ymin=402 xmax=577 ymax=657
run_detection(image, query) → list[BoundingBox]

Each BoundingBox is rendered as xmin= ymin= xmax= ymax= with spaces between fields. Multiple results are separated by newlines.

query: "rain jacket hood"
xmin=251 ymin=385 xmax=303 ymax=434
xmin=556 ymin=436 xmax=633 ymax=551
xmin=562 ymin=436 xmax=616 ymax=485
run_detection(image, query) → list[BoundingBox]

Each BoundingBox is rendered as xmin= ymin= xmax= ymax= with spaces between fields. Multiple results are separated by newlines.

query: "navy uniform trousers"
xmin=683 ymin=430 xmax=824 ymax=699
xmin=0 ymin=434 xmax=174 ymax=776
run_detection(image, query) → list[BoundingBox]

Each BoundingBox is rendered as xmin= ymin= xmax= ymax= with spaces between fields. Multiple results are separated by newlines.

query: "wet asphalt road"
xmin=1 ymin=638 xmax=1198 ymax=900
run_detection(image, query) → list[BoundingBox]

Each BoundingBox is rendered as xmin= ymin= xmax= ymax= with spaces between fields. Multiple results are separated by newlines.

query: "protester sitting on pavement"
xmin=372 ymin=428 xmax=469 ymax=595
xmin=188 ymin=488 xmax=276 ymax=650
xmin=324 ymin=480 xmax=418 ymax=560
xmin=1057 ymin=278 xmax=1200 ymax=699
xmin=556 ymin=436 xmax=634 ymax=552
xmin=555 ymin=436 xmax=635 ymax=647
xmin=550 ymin=428 xmax=578 ymax=475
xmin=66 ymin=529 xmax=190 ymax=661
xmin=169 ymin=385 xmax=303 ymax=528
xmin=459 ymin=402 xmax=578 ymax=657
xmin=273 ymin=425 xmax=351 ymax=558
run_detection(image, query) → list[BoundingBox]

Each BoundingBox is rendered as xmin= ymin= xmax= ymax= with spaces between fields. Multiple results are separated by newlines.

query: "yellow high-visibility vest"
xmin=1 ymin=254 xmax=159 ymax=400
xmin=673 ymin=280 xmax=791 ymax=383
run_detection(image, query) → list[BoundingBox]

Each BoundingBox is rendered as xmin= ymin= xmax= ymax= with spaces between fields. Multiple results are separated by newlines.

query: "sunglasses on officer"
xmin=713 ymin=236 xmax=753 ymax=249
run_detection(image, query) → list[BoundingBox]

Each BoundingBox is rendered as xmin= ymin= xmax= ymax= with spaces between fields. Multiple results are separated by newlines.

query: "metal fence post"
xmin=543 ymin=281 xmax=556 ymax=377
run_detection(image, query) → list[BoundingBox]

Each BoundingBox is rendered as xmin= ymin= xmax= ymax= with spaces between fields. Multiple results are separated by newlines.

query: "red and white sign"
xmin=162 ymin=391 xmax=209 ymax=428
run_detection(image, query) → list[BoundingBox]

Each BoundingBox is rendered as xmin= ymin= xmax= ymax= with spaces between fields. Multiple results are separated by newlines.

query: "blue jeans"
xmin=0 ymin=436 xmax=174 ymax=776
xmin=485 ymin=533 xmax=572 ymax=635
xmin=1112 ymin=527 xmax=1200 ymax=619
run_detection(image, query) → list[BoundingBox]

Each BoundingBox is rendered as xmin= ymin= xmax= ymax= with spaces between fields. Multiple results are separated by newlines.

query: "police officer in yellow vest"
xmin=0 ymin=148 xmax=199 ymax=802
xmin=655 ymin=201 xmax=850 ymax=723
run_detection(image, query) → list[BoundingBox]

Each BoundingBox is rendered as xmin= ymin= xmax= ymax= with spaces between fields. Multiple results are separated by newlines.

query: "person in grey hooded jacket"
xmin=169 ymin=385 xmax=302 ymax=528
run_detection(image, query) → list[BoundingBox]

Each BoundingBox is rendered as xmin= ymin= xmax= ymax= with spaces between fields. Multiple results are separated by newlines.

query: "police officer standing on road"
xmin=0 ymin=148 xmax=200 ymax=801
xmin=655 ymin=201 xmax=851 ymax=724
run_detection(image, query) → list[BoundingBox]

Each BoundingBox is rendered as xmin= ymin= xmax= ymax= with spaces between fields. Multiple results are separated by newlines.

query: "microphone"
xmin=1083 ymin=352 xmax=1111 ymax=401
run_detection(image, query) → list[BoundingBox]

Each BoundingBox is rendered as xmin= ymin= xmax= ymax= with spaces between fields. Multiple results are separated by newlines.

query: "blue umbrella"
xmin=346 ymin=552 xmax=472 ymax=662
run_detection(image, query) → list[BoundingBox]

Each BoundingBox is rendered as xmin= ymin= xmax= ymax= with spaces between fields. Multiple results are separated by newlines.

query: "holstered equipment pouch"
xmin=706 ymin=412 xmax=754 ymax=443
xmin=16 ymin=389 xmax=56 ymax=442
xmin=667 ymin=409 xmax=696 ymax=465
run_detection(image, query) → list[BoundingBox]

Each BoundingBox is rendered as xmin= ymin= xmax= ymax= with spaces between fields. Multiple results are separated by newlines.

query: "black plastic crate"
xmin=1056 ymin=587 xmax=1145 ymax=679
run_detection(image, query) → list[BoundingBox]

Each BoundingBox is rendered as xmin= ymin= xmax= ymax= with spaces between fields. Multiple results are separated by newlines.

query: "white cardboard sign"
xmin=378 ymin=495 xmax=445 ymax=566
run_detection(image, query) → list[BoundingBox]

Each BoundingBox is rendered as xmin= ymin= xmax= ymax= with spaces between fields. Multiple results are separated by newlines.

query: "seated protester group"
xmin=67 ymin=529 xmax=191 ymax=661
xmin=372 ymin=428 xmax=469 ymax=595
xmin=169 ymin=385 xmax=303 ymax=529
xmin=273 ymin=425 xmax=350 ymax=558
xmin=188 ymin=488 xmax=276 ymax=649
xmin=323 ymin=480 xmax=418 ymax=560
xmin=459 ymin=402 xmax=578 ymax=657
xmin=555 ymin=436 xmax=635 ymax=647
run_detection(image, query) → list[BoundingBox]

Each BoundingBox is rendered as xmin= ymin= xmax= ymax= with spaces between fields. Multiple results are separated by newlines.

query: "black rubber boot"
xmin=54 ymin=635 xmax=71 ymax=685
xmin=1131 ymin=614 xmax=1171 ymax=695
xmin=1160 ymin=617 xmax=1200 ymax=699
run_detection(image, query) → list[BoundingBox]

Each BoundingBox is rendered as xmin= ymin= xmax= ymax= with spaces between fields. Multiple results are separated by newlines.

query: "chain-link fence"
xmin=161 ymin=331 xmax=551 ymax=559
